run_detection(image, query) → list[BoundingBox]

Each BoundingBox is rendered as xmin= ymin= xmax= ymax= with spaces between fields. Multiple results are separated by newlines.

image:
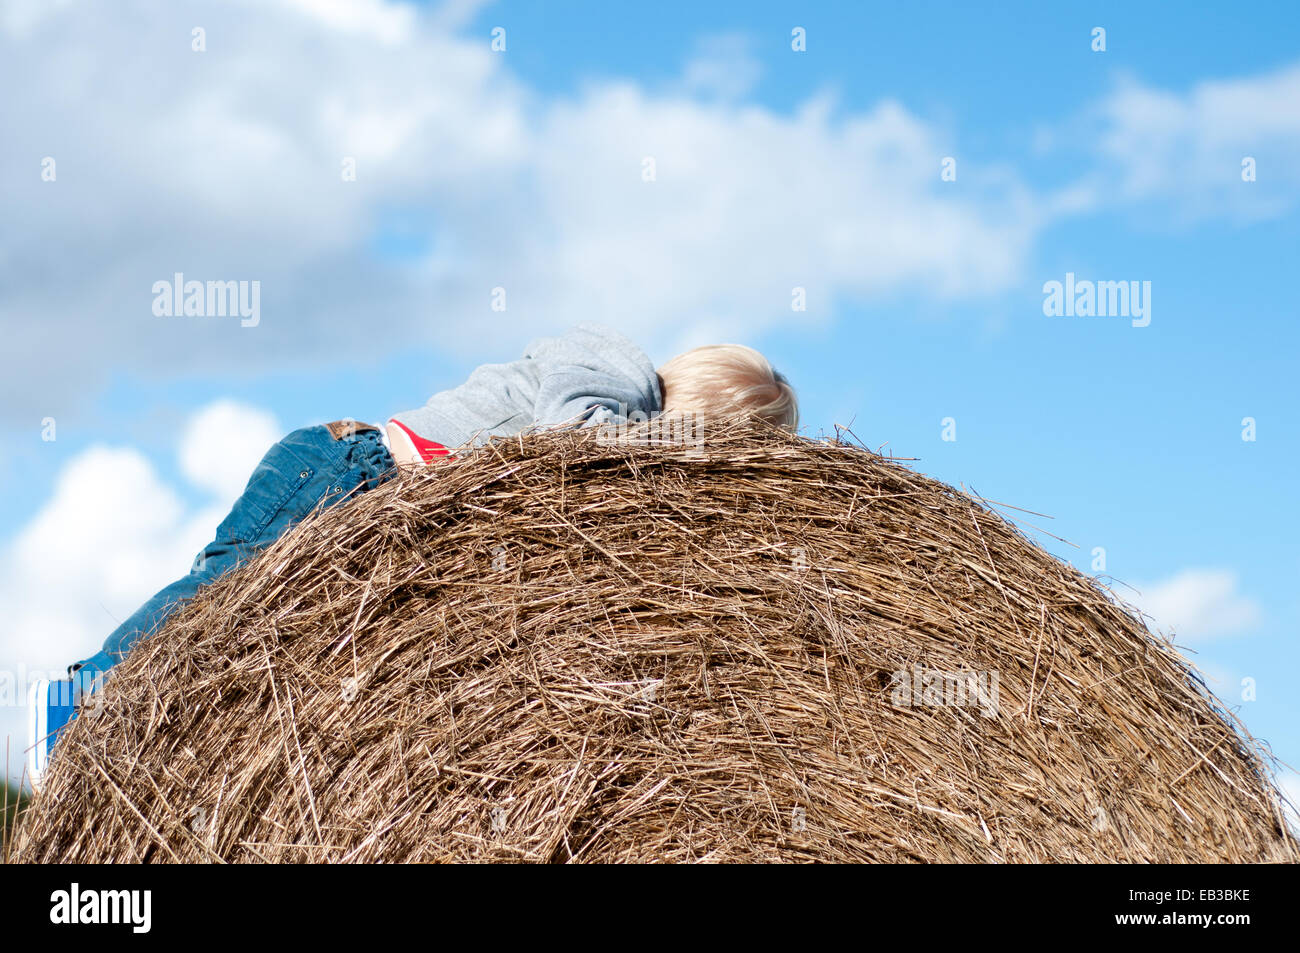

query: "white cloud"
xmin=681 ymin=34 xmax=762 ymax=101
xmin=280 ymin=0 xmax=416 ymax=44
xmin=0 ymin=401 xmax=278 ymax=784
xmin=179 ymin=400 xmax=282 ymax=501
xmin=1130 ymin=568 xmax=1262 ymax=642
xmin=0 ymin=0 xmax=1038 ymax=425
xmin=1048 ymin=63 xmax=1300 ymax=222
xmin=6 ymin=3 xmax=1299 ymax=431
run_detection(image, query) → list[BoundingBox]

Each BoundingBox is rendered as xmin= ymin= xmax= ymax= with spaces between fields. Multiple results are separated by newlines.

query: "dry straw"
xmin=12 ymin=422 xmax=1297 ymax=862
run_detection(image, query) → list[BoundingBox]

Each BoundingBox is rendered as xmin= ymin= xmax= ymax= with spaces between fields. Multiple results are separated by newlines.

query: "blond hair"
xmin=657 ymin=344 xmax=798 ymax=429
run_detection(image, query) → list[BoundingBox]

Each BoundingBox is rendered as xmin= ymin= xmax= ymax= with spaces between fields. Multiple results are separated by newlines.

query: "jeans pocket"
xmin=215 ymin=428 xmax=329 ymax=545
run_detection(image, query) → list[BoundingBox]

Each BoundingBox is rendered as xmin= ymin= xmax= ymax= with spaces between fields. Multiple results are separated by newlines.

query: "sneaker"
xmin=386 ymin=419 xmax=453 ymax=465
xmin=28 ymin=678 xmax=79 ymax=792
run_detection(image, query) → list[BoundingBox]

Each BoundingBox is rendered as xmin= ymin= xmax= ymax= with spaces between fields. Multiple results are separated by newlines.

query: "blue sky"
xmin=1 ymin=0 xmax=1298 ymax=794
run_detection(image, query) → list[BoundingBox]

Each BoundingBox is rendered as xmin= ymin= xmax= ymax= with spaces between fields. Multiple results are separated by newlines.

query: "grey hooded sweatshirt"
xmin=389 ymin=323 xmax=662 ymax=455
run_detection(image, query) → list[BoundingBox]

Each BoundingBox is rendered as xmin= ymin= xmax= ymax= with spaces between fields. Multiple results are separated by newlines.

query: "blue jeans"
xmin=71 ymin=422 xmax=395 ymax=683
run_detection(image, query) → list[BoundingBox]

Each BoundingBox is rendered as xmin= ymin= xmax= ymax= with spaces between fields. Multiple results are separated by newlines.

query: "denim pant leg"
xmin=72 ymin=424 xmax=394 ymax=682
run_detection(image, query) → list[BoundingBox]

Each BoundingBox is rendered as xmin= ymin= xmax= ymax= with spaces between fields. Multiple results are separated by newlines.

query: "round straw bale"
xmin=13 ymin=423 xmax=1297 ymax=862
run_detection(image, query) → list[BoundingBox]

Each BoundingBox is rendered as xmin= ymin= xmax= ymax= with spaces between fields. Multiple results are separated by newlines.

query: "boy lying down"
xmin=29 ymin=324 xmax=797 ymax=788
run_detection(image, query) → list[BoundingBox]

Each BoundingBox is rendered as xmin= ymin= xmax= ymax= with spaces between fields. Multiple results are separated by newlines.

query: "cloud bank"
xmin=1 ymin=0 xmax=1035 ymax=425
xmin=1130 ymin=568 xmax=1262 ymax=643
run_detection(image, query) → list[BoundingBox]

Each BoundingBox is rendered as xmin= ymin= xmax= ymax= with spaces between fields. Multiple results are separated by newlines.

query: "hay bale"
xmin=12 ymin=423 xmax=1296 ymax=862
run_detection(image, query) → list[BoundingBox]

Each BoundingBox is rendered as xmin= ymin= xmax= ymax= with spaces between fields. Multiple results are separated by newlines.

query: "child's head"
xmin=657 ymin=344 xmax=798 ymax=428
